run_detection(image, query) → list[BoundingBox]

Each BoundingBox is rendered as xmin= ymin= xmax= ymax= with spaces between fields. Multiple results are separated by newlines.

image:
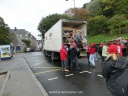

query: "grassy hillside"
xmin=87 ymin=34 xmax=128 ymax=44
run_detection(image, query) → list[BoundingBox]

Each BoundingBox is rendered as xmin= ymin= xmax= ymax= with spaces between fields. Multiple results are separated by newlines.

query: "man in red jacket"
xmin=60 ymin=44 xmax=69 ymax=71
xmin=88 ymin=43 xmax=96 ymax=68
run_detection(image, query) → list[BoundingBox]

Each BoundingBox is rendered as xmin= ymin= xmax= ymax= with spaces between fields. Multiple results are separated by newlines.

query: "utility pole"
xmin=66 ymin=0 xmax=76 ymax=19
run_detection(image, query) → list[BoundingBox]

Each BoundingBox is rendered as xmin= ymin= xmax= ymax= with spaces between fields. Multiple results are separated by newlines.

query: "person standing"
xmin=60 ymin=44 xmax=69 ymax=71
xmin=85 ymin=44 xmax=91 ymax=66
xmin=69 ymin=43 xmax=80 ymax=70
xmin=98 ymin=43 xmax=104 ymax=63
xmin=102 ymin=44 xmax=128 ymax=96
xmin=94 ymin=42 xmax=98 ymax=61
xmin=88 ymin=43 xmax=96 ymax=68
xmin=102 ymin=43 xmax=108 ymax=64
xmin=118 ymin=43 xmax=125 ymax=56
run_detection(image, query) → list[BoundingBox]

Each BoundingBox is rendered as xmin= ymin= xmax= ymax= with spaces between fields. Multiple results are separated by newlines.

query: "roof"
xmin=11 ymin=29 xmax=30 ymax=37
xmin=11 ymin=29 xmax=36 ymax=40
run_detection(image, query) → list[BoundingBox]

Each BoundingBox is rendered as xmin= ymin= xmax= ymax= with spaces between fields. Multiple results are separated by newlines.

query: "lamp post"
xmin=66 ymin=0 xmax=76 ymax=19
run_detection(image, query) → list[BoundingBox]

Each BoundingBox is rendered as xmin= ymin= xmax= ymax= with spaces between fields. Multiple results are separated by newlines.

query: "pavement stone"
xmin=0 ymin=54 xmax=48 ymax=96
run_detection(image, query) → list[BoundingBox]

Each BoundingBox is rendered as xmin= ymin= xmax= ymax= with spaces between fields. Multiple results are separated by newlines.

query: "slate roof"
xmin=11 ymin=29 xmax=30 ymax=37
xmin=11 ymin=29 xmax=36 ymax=40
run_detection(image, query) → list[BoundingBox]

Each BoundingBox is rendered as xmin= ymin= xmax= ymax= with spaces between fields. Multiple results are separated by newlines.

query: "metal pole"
xmin=73 ymin=0 xmax=76 ymax=19
xmin=66 ymin=0 xmax=76 ymax=19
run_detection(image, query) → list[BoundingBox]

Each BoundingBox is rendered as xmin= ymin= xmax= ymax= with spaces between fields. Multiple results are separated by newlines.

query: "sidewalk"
xmin=0 ymin=54 xmax=48 ymax=96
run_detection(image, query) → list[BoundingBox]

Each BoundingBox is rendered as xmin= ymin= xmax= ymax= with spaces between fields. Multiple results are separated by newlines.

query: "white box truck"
xmin=43 ymin=19 xmax=87 ymax=61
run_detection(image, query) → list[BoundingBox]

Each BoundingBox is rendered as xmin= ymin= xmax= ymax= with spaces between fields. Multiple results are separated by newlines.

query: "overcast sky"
xmin=0 ymin=0 xmax=91 ymax=40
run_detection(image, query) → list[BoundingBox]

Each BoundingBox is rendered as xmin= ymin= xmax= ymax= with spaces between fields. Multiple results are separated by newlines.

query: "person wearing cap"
xmin=102 ymin=44 xmax=128 ymax=96
xmin=60 ymin=44 xmax=69 ymax=72
xmin=69 ymin=43 xmax=80 ymax=70
xmin=88 ymin=43 xmax=96 ymax=68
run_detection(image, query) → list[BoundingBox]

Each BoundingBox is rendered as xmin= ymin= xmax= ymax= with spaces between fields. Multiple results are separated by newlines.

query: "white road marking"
xmin=79 ymin=71 xmax=92 ymax=74
xmin=97 ymin=74 xmax=103 ymax=77
xmin=35 ymin=69 xmax=62 ymax=74
xmin=65 ymin=74 xmax=74 ymax=77
xmin=48 ymin=77 xmax=58 ymax=81
xmin=32 ymin=67 xmax=61 ymax=69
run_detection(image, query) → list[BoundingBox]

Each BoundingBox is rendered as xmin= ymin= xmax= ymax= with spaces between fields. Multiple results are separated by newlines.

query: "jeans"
xmin=86 ymin=52 xmax=90 ymax=65
xmin=71 ymin=57 xmax=79 ymax=70
xmin=94 ymin=52 xmax=98 ymax=60
xmin=89 ymin=54 xmax=95 ymax=66
xmin=61 ymin=59 xmax=68 ymax=69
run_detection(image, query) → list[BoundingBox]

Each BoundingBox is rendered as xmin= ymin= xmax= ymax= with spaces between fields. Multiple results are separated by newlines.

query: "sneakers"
xmin=64 ymin=69 xmax=69 ymax=72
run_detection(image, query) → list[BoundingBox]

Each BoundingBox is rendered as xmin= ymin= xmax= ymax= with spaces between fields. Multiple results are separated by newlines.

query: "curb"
xmin=0 ymin=71 xmax=10 ymax=96
xmin=21 ymin=55 xmax=48 ymax=96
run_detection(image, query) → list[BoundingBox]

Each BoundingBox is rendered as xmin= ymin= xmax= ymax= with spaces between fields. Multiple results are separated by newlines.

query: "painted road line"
xmin=48 ymin=77 xmax=58 ymax=81
xmin=27 ymin=59 xmax=43 ymax=61
xmin=79 ymin=71 xmax=92 ymax=74
xmin=35 ymin=69 xmax=62 ymax=75
xmin=65 ymin=74 xmax=74 ymax=77
xmin=30 ymin=60 xmax=47 ymax=67
xmin=26 ymin=57 xmax=39 ymax=60
xmin=32 ymin=67 xmax=61 ymax=69
xmin=97 ymin=74 xmax=103 ymax=77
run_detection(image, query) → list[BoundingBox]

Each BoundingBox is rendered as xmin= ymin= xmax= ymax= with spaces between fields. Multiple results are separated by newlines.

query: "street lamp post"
xmin=66 ymin=0 xmax=76 ymax=19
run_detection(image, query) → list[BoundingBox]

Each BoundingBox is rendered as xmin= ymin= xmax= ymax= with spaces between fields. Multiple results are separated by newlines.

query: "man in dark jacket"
xmin=102 ymin=44 xmax=128 ymax=96
xmin=69 ymin=43 xmax=80 ymax=70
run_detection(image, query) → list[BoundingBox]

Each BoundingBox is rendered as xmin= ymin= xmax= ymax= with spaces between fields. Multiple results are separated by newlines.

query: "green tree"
xmin=38 ymin=13 xmax=70 ymax=38
xmin=87 ymin=15 xmax=108 ymax=35
xmin=116 ymin=0 xmax=128 ymax=18
xmin=64 ymin=8 xmax=90 ymax=20
xmin=0 ymin=17 xmax=12 ymax=44
xmin=108 ymin=15 xmax=127 ymax=36
xmin=21 ymin=39 xmax=31 ymax=47
xmin=100 ymin=0 xmax=118 ymax=18
xmin=86 ymin=0 xmax=103 ymax=17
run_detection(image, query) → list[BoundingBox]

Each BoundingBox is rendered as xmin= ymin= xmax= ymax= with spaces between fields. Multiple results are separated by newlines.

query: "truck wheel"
xmin=51 ymin=52 xmax=55 ymax=61
xmin=44 ymin=51 xmax=48 ymax=57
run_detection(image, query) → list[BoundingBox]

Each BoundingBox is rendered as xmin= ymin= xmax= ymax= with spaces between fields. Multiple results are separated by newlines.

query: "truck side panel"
xmin=44 ymin=19 xmax=62 ymax=52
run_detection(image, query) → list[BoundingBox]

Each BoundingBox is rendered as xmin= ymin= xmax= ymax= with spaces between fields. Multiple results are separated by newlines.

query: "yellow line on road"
xmin=35 ymin=69 xmax=62 ymax=75
xmin=30 ymin=60 xmax=47 ymax=67
xmin=32 ymin=67 xmax=61 ymax=69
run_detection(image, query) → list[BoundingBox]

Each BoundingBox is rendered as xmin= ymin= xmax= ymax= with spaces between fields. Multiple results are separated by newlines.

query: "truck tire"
xmin=44 ymin=50 xmax=48 ymax=57
xmin=51 ymin=52 xmax=55 ymax=61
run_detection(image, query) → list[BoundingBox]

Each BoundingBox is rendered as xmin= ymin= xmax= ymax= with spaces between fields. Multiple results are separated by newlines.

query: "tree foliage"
xmin=38 ymin=13 xmax=70 ymax=38
xmin=0 ymin=17 xmax=12 ymax=45
xmin=64 ymin=8 xmax=90 ymax=20
xmin=86 ymin=0 xmax=103 ymax=17
xmin=108 ymin=15 xmax=128 ymax=35
xmin=21 ymin=39 xmax=31 ymax=47
xmin=87 ymin=15 xmax=108 ymax=35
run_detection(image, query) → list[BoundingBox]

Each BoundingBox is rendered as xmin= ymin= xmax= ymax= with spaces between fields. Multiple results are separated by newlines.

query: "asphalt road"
xmin=22 ymin=52 xmax=111 ymax=96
